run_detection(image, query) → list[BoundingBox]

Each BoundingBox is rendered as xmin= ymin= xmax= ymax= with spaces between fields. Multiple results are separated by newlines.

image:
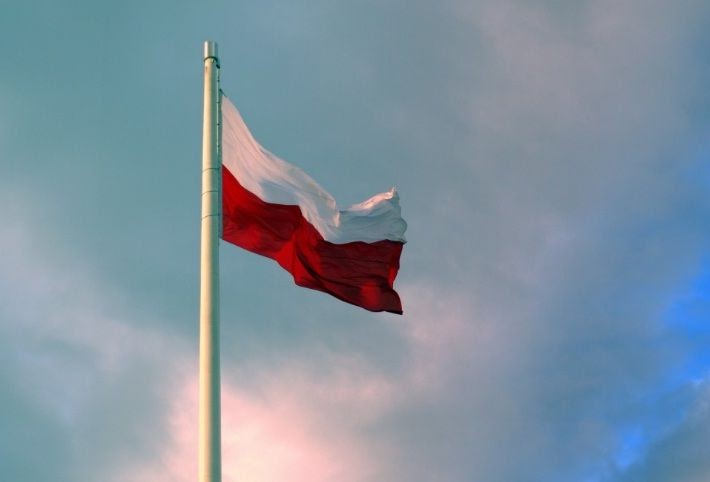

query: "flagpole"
xmin=199 ymin=40 xmax=222 ymax=482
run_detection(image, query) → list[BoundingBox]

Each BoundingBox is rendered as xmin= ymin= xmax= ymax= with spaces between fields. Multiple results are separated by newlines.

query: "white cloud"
xmin=0 ymin=189 xmax=190 ymax=480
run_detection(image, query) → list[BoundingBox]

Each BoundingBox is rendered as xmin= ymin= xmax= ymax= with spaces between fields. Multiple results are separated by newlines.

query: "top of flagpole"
xmin=204 ymin=41 xmax=220 ymax=67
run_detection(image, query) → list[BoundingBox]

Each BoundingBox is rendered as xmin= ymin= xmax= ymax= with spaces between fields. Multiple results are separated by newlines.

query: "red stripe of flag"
xmin=222 ymin=165 xmax=404 ymax=314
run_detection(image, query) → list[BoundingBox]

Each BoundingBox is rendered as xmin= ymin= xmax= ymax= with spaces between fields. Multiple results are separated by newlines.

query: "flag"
xmin=220 ymin=95 xmax=407 ymax=314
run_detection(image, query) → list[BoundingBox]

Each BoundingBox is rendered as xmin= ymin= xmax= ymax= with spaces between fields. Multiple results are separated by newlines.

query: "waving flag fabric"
xmin=220 ymin=95 xmax=407 ymax=314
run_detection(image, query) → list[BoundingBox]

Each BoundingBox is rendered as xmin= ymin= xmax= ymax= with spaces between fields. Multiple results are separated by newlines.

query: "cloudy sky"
xmin=1 ymin=1 xmax=709 ymax=481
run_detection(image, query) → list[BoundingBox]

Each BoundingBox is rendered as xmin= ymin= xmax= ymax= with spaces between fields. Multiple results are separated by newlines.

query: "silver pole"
xmin=199 ymin=40 xmax=221 ymax=482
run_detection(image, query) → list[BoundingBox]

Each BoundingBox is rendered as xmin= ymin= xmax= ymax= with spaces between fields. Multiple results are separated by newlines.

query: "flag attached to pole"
xmin=220 ymin=95 xmax=407 ymax=314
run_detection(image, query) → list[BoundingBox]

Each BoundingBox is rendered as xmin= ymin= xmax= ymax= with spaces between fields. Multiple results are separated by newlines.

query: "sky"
xmin=1 ymin=1 xmax=709 ymax=481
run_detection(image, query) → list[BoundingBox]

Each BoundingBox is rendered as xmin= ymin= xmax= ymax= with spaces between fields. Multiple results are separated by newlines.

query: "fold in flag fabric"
xmin=220 ymin=95 xmax=407 ymax=314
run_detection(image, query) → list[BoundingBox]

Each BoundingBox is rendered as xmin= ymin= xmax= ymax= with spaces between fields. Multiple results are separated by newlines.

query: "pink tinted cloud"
xmin=117 ymin=365 xmax=391 ymax=482
xmin=114 ymin=281 xmax=483 ymax=482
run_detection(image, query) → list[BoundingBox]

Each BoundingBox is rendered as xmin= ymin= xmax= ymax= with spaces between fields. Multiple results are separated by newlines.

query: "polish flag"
xmin=220 ymin=95 xmax=407 ymax=314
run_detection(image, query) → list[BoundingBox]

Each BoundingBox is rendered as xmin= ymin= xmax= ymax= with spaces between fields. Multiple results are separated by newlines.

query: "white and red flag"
xmin=220 ymin=95 xmax=407 ymax=314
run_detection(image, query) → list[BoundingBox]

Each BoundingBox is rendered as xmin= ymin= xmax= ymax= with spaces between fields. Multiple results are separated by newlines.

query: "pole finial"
xmin=204 ymin=41 xmax=219 ymax=62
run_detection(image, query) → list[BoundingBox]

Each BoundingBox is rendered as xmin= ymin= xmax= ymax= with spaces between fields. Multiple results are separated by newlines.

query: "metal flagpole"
xmin=199 ymin=40 xmax=222 ymax=482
